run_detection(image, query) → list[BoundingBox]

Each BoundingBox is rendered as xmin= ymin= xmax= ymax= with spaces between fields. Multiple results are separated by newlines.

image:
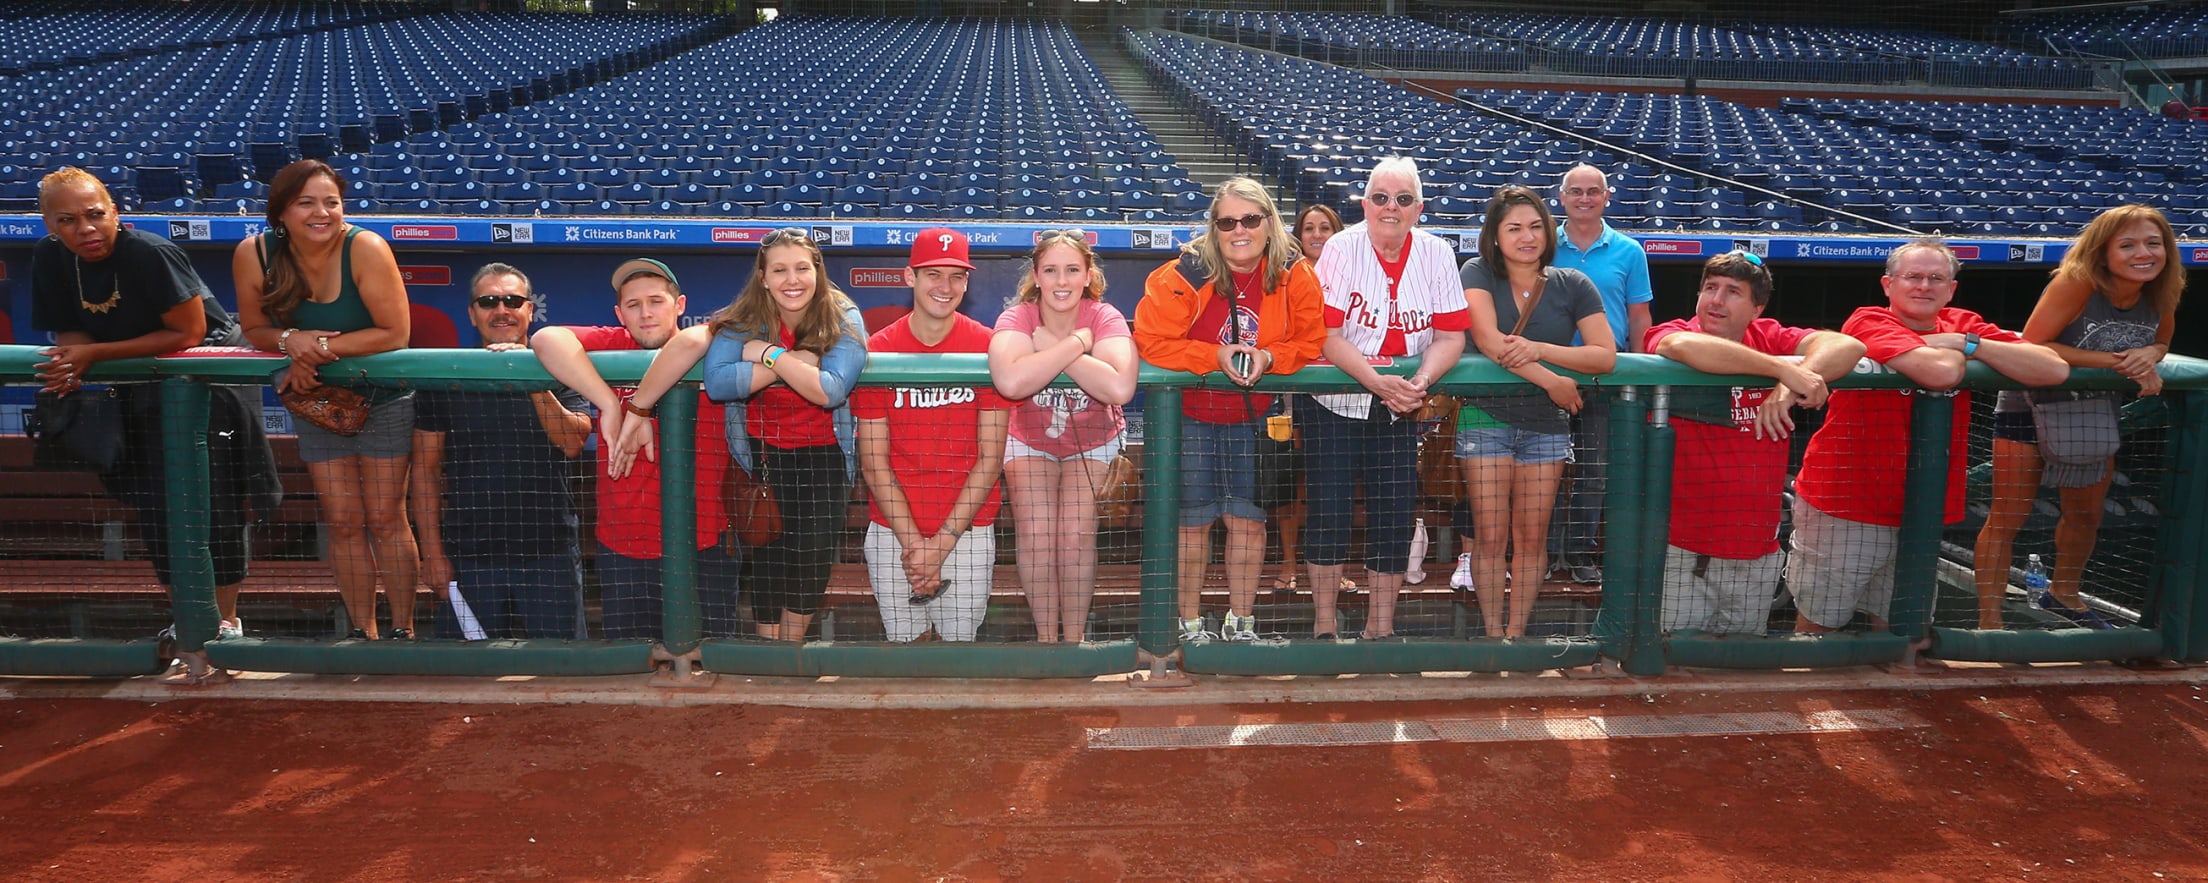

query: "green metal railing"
xmin=4 ymin=343 xmax=2205 ymax=680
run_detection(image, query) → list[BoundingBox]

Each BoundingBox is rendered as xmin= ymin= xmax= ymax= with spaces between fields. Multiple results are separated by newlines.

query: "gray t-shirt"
xmin=1458 ymin=257 xmax=1606 ymax=434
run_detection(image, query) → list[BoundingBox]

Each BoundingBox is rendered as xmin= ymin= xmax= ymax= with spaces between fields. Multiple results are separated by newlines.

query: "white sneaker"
xmin=1450 ymin=553 xmax=1474 ymax=589
xmin=1223 ymin=613 xmax=1259 ymax=642
xmin=216 ymin=618 xmax=244 ymax=640
xmin=1178 ymin=617 xmax=1213 ymax=644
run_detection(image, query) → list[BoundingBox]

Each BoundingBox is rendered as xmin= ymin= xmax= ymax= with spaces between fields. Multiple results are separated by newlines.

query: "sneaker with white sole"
xmin=1222 ymin=613 xmax=1259 ymax=642
xmin=1178 ymin=616 xmax=1214 ymax=644
xmin=1450 ymin=553 xmax=1474 ymax=589
xmin=216 ymin=618 xmax=243 ymax=640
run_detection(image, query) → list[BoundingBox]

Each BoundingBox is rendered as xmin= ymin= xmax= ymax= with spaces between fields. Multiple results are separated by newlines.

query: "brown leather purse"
xmin=280 ymin=385 xmax=371 ymax=436
xmin=723 ymin=462 xmax=782 ymax=547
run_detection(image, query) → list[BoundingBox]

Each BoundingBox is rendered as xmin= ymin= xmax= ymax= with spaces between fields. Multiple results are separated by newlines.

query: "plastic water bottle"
xmin=2023 ymin=554 xmax=2051 ymax=605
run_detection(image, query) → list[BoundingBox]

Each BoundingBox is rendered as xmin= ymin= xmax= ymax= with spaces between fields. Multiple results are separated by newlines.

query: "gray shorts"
xmin=1661 ymin=544 xmax=1787 ymax=636
xmin=1783 ymin=497 xmax=1897 ymax=630
xmin=295 ymin=392 xmax=415 ymax=463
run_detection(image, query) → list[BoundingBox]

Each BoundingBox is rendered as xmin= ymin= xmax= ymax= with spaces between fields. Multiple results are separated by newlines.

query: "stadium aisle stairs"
xmin=1076 ymin=27 xmax=1295 ymax=205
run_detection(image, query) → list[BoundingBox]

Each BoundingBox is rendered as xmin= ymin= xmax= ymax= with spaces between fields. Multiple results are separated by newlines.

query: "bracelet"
xmin=761 ymin=345 xmax=786 ymax=368
xmin=317 ymin=335 xmax=334 ymax=357
xmin=277 ymin=328 xmax=295 ymax=352
xmin=621 ymin=397 xmax=656 ymax=418
xmin=1962 ymin=333 xmax=1981 ymax=357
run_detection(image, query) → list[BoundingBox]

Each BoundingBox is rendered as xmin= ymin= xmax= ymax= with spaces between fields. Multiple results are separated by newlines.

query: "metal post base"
xmin=648 ymin=644 xmax=716 ymax=689
xmin=163 ymin=650 xmax=231 ymax=687
xmin=1565 ymin=656 xmax=1631 ymax=679
xmin=1128 ymin=647 xmax=1194 ymax=688
xmin=1884 ymin=638 xmax=1944 ymax=675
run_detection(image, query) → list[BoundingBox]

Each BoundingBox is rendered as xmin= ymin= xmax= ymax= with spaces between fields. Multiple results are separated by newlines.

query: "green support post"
xmin=1628 ymin=387 xmax=1673 ymax=676
xmin=1140 ymin=387 xmax=1182 ymax=657
xmin=2178 ymin=391 xmax=2208 ymax=661
xmin=658 ymin=384 xmax=701 ymax=654
xmin=1889 ymin=390 xmax=1955 ymax=643
xmin=161 ymin=378 xmax=219 ymax=653
xmin=1594 ymin=387 xmax=1643 ymax=664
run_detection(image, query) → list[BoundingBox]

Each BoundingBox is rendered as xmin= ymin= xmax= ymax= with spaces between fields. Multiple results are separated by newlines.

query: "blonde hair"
xmin=1183 ymin=177 xmax=1299 ymax=292
xmin=2056 ymin=204 xmax=2186 ymax=317
xmin=708 ymin=230 xmax=857 ymax=353
xmin=38 ymin=166 xmax=113 ymax=211
xmin=1011 ymin=229 xmax=1108 ymax=306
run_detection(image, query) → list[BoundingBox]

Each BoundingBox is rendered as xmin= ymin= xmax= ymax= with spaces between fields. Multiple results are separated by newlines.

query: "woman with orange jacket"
xmin=1135 ymin=177 xmax=1326 ymax=642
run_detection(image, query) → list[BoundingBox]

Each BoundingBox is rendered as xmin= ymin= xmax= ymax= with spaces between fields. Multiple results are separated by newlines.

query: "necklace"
xmin=75 ymin=253 xmax=121 ymax=315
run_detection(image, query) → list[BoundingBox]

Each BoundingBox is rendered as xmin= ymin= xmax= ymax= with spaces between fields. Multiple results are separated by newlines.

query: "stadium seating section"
xmin=2002 ymin=5 xmax=2208 ymax=60
xmin=0 ymin=5 xmax=2200 ymax=236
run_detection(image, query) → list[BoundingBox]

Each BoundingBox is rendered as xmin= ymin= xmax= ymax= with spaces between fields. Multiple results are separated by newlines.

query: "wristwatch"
xmin=1962 ymin=333 xmax=1981 ymax=357
xmin=621 ymin=397 xmax=655 ymax=418
xmin=761 ymin=345 xmax=784 ymax=368
xmin=277 ymin=328 xmax=295 ymax=352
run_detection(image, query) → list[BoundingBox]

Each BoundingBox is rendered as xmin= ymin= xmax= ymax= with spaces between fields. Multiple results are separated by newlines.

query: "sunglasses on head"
xmin=1366 ymin=192 xmax=1417 ymax=207
xmin=1212 ymin=212 xmax=1267 ymax=232
xmin=762 ymin=226 xmax=812 ymax=246
xmin=472 ymin=294 xmax=529 ymax=310
xmin=1726 ymin=249 xmax=1764 ymax=267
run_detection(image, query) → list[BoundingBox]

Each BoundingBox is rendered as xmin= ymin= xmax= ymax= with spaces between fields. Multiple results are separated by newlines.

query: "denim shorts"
xmin=1455 ymin=424 xmax=1572 ymax=464
xmin=295 ymin=392 xmax=414 ymax=463
xmin=1178 ymin=419 xmax=1265 ymax=526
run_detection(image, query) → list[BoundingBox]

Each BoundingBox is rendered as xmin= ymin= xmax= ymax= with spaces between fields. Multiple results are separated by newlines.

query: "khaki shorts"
xmin=1783 ymin=497 xmax=1897 ymax=630
xmin=1661 ymin=544 xmax=1787 ymax=636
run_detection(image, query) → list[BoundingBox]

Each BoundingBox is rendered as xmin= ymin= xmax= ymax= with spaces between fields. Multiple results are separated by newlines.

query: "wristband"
xmin=277 ymin=328 xmax=295 ymax=353
xmin=1962 ymin=333 xmax=1980 ymax=357
xmin=761 ymin=345 xmax=786 ymax=368
xmin=621 ymin=397 xmax=656 ymax=418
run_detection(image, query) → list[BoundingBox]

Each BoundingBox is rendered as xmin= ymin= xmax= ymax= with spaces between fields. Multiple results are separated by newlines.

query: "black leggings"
xmin=746 ymin=443 xmax=849 ymax=621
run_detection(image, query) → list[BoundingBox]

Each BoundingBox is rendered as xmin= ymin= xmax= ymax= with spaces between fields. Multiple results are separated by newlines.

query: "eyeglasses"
xmin=472 ymin=294 xmax=529 ymax=310
xmin=1213 ymin=213 xmax=1267 ymax=232
xmin=1895 ymin=272 xmax=1952 ymax=286
xmin=1366 ymin=192 xmax=1417 ymax=207
xmin=1726 ymin=249 xmax=1764 ymax=267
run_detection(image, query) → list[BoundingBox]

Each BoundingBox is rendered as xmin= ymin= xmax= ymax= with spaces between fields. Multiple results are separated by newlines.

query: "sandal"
xmin=1272 ymin=574 xmax=1297 ymax=591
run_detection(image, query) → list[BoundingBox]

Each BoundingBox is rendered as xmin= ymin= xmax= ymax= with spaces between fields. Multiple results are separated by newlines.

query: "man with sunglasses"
xmin=1786 ymin=238 xmax=2066 ymax=634
xmin=1643 ymin=251 xmax=1862 ymax=635
xmin=1546 ymin=164 xmax=1654 ymax=586
xmin=412 ymin=263 xmax=592 ymax=639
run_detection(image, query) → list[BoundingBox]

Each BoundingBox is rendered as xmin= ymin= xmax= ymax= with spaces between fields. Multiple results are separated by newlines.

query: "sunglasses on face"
xmin=1366 ymin=192 xmax=1417 ymax=207
xmin=1212 ymin=213 xmax=1267 ymax=232
xmin=472 ymin=294 xmax=529 ymax=310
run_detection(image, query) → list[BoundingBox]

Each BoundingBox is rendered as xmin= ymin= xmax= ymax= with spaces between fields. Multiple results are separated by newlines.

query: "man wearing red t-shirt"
xmin=853 ymin=229 xmax=1012 ymax=642
xmin=530 ymin=258 xmax=739 ymax=641
xmin=1787 ymin=239 xmax=2068 ymax=633
xmin=1645 ymin=252 xmax=1863 ymax=636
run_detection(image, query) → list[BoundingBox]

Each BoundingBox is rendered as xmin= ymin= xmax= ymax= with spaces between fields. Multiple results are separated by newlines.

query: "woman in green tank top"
xmin=235 ymin=160 xmax=423 ymax=640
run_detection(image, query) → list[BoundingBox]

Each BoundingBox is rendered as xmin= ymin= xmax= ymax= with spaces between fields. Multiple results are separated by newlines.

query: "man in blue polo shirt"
xmin=1547 ymin=163 xmax=1652 ymax=585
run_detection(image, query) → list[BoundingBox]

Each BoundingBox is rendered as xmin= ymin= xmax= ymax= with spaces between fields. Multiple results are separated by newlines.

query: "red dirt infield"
xmin=5 ymin=683 xmax=2208 ymax=880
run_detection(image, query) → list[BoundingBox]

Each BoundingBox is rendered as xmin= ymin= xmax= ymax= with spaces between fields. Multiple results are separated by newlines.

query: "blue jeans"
xmin=434 ymin=551 xmax=585 ymax=640
xmin=595 ymin=541 xmax=746 ymax=640
xmin=1179 ymin=419 xmax=1266 ymax=526
xmin=1301 ymin=400 xmax=1420 ymax=573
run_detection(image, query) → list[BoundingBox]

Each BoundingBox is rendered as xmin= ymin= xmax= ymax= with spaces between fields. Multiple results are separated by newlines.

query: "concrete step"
xmin=1075 ymin=26 xmax=1296 ymax=206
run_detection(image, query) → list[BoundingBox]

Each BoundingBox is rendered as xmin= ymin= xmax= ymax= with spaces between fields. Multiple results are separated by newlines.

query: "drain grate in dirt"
xmin=1087 ymin=708 xmax=1925 ymax=750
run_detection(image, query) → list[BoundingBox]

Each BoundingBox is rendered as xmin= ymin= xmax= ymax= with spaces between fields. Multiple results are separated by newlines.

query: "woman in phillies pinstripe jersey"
xmin=1304 ymin=157 xmax=1471 ymax=640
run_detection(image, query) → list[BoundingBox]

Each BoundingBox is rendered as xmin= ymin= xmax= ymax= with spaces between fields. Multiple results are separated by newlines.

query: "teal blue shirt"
xmin=1552 ymin=221 xmax=1652 ymax=351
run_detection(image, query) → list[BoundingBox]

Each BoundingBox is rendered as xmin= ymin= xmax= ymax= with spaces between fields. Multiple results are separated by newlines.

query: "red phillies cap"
xmin=908 ymin=227 xmax=974 ymax=270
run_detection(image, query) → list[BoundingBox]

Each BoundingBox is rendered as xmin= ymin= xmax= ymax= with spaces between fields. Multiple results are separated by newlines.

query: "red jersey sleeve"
xmin=1842 ymin=308 xmax=1928 ymax=364
xmin=1643 ymin=317 xmax=1693 ymax=353
xmin=568 ymin=325 xmax=636 ymax=352
xmin=1430 ymin=308 xmax=1470 ymax=332
xmin=1951 ymin=309 xmax=2024 ymax=344
xmin=1324 ymin=305 xmax=1347 ymax=329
